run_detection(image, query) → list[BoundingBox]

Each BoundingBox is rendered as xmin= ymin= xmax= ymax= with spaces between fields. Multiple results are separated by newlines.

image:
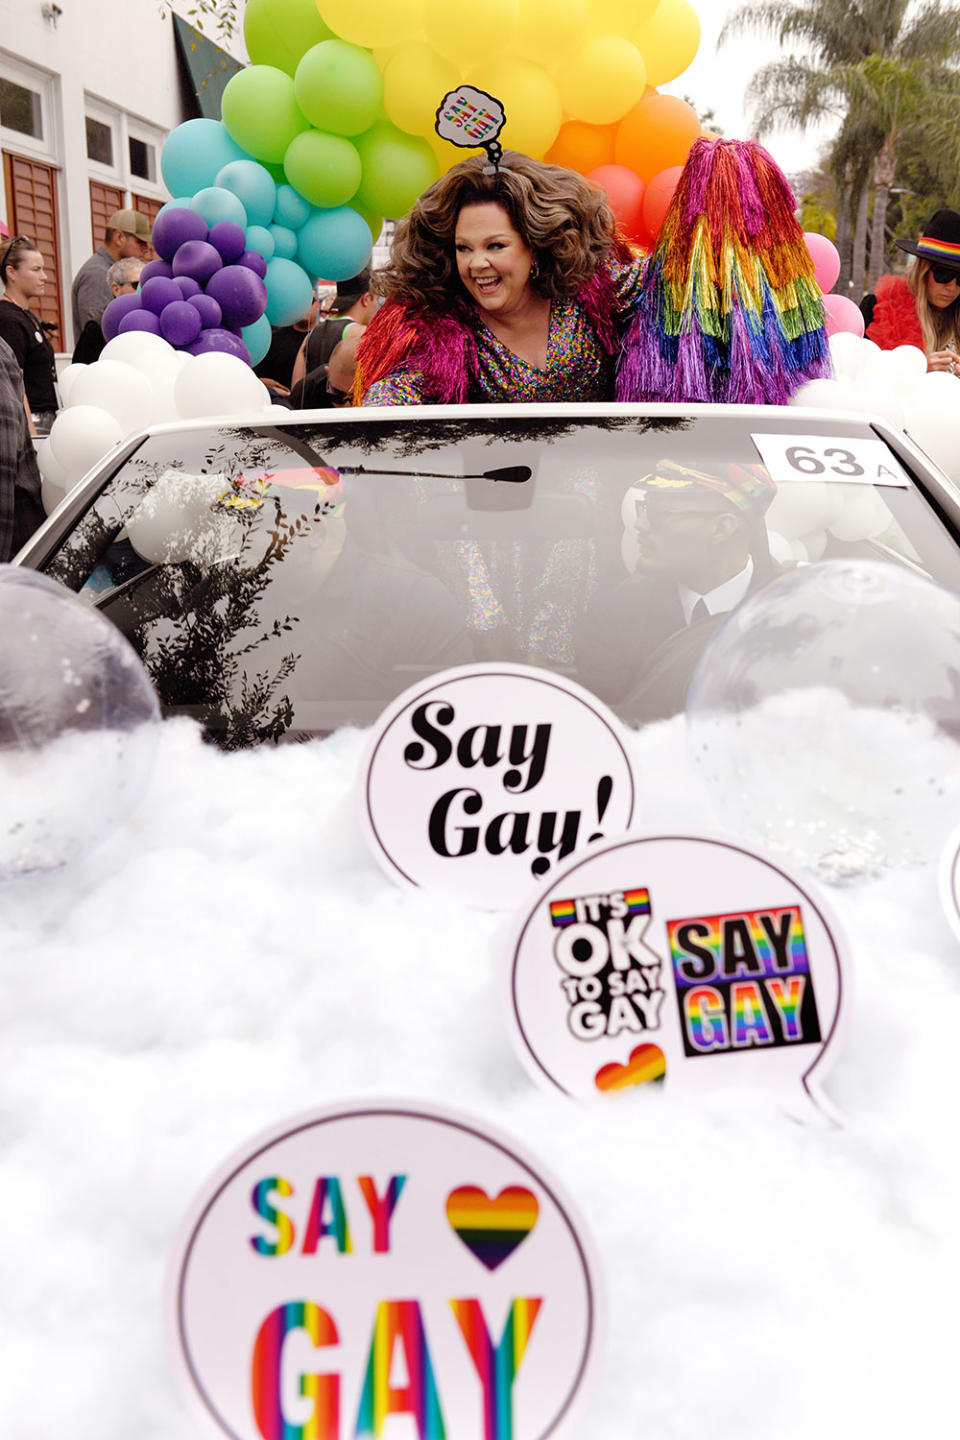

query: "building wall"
xmin=1 ymin=2 xmax=247 ymax=351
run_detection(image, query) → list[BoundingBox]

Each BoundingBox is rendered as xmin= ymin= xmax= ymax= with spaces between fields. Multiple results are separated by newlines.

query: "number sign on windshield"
xmin=751 ymin=433 xmax=911 ymax=488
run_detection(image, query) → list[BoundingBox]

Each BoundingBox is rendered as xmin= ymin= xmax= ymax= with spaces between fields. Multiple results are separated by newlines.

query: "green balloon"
xmin=353 ymin=121 xmax=439 ymax=221
xmin=283 ymin=129 xmax=362 ymax=208
xmin=357 ymin=209 xmax=383 ymax=245
xmin=243 ymin=0 xmax=334 ymax=76
xmin=294 ymin=41 xmax=383 ymax=137
xmin=221 ymin=66 xmax=310 ymax=165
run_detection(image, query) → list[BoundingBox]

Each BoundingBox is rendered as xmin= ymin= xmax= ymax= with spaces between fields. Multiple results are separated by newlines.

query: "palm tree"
xmin=720 ymin=1 xmax=960 ymax=292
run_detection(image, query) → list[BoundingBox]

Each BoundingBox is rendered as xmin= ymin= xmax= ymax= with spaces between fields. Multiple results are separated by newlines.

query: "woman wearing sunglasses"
xmin=861 ymin=209 xmax=960 ymax=374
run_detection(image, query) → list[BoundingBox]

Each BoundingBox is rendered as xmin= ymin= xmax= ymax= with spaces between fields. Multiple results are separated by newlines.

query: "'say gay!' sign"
xmin=170 ymin=1103 xmax=600 ymax=1440
xmin=507 ymin=835 xmax=845 ymax=1117
xmin=362 ymin=665 xmax=636 ymax=908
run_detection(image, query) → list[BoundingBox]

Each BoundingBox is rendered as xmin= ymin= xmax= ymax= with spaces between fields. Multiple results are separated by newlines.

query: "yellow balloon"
xmin=466 ymin=58 xmax=562 ymax=158
xmin=587 ymin=0 xmax=658 ymax=32
xmin=383 ymin=44 xmax=460 ymax=136
xmin=425 ymin=129 xmax=483 ymax=173
xmin=631 ymin=0 xmax=701 ymax=86
xmin=423 ymin=0 xmax=518 ymax=65
xmin=316 ymin=0 xmax=423 ymax=48
xmin=515 ymin=0 xmax=589 ymax=65
xmin=558 ymin=34 xmax=646 ymax=125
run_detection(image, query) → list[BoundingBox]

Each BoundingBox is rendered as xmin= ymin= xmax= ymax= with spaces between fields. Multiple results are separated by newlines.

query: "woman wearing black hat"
xmin=860 ymin=208 xmax=960 ymax=374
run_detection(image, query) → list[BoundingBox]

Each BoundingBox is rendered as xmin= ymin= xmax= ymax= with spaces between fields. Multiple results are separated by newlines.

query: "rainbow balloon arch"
xmin=121 ymin=0 xmax=709 ymax=365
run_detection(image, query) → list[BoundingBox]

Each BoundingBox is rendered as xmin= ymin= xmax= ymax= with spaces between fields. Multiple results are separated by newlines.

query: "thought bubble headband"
xmin=435 ymin=87 xmax=506 ymax=173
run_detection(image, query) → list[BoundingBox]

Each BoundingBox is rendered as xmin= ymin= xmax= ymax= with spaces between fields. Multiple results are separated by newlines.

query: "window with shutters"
xmin=2 ymin=151 xmax=64 ymax=343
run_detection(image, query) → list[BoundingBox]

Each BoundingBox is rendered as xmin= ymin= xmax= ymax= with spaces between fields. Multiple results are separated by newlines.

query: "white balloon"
xmin=789 ymin=377 xmax=869 ymax=413
xmin=125 ymin=470 xmax=236 ymax=565
xmin=40 ymin=473 xmax=71 ymax=516
xmin=765 ymin=481 xmax=837 ymax=539
xmin=827 ymin=333 xmax=870 ymax=381
xmin=99 ymin=332 xmax=174 ymax=365
xmin=884 ymin=344 xmax=927 ymax=389
xmin=828 ymin=490 xmax=890 ymax=542
xmin=173 ymin=353 xmax=271 ymax=421
xmin=127 ymin=348 xmax=189 ymax=382
xmin=47 ymin=406 xmax=124 ymax=483
xmin=57 ymin=362 xmax=88 ymax=406
xmin=68 ymin=361 xmax=154 ymax=437
xmin=862 ymin=375 xmax=907 ymax=430
xmin=801 ymin=528 xmax=828 ymax=561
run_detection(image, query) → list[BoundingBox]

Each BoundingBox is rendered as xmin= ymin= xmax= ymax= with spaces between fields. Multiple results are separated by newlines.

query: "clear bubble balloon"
xmin=0 ymin=568 xmax=160 ymax=877
xmin=687 ymin=559 xmax=960 ymax=883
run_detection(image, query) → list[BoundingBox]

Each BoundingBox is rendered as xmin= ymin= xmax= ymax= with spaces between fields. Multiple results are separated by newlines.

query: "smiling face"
xmin=454 ymin=202 xmax=536 ymax=319
xmin=926 ymin=265 xmax=960 ymax=311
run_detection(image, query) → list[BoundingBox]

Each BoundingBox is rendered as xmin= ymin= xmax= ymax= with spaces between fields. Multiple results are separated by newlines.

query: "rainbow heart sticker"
xmin=445 ymin=1185 xmax=539 ymax=1270
xmin=594 ymin=1043 xmax=667 ymax=1093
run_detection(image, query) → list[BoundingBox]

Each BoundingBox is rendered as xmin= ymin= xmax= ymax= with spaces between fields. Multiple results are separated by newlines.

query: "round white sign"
xmin=361 ymin=664 xmax=636 ymax=909
xmin=171 ymin=1101 xmax=601 ymax=1440
xmin=506 ymin=834 xmax=846 ymax=1118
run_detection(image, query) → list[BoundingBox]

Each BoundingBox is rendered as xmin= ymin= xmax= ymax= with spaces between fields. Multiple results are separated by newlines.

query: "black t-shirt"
xmin=253 ymin=325 xmax=308 ymax=389
xmin=0 ymin=299 xmax=58 ymax=412
xmin=303 ymin=315 xmax=353 ymax=372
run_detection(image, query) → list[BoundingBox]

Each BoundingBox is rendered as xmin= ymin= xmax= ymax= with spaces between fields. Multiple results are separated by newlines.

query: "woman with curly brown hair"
xmin=355 ymin=151 xmax=643 ymax=405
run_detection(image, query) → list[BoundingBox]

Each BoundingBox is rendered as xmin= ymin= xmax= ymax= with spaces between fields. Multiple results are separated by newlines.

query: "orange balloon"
xmin=641 ymin=164 xmax=683 ymax=241
xmin=586 ymin=164 xmax=645 ymax=241
xmin=614 ymin=91 xmax=701 ymax=182
xmin=545 ymin=119 xmax=617 ymax=174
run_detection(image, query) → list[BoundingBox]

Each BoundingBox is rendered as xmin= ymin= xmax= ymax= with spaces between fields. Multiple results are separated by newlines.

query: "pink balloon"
xmin=823 ymin=292 xmax=864 ymax=338
xmin=804 ymin=231 xmax=841 ymax=294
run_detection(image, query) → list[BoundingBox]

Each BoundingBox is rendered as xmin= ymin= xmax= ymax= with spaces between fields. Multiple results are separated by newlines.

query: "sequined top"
xmin=363 ymin=255 xmax=645 ymax=406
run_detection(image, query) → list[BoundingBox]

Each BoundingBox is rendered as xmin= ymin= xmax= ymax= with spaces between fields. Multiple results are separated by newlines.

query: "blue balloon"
xmin=264 ymin=257 xmax=313 ymax=326
xmin=269 ymin=224 xmax=298 ymax=260
xmin=160 ymin=120 xmax=249 ymax=199
xmin=273 ymin=184 xmax=312 ymax=230
xmin=245 ymin=225 xmax=276 ymax=261
xmin=190 ymin=186 xmax=248 ymax=230
xmin=215 ymin=160 xmax=277 ymax=230
xmin=242 ymin=313 xmax=273 ymax=367
xmin=296 ymin=207 xmax=372 ymax=282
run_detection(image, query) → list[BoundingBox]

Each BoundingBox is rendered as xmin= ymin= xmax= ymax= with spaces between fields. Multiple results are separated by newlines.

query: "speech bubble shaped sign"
xmin=505 ymin=834 xmax=846 ymax=1120
xmin=169 ymin=1101 xmax=601 ymax=1440
xmin=362 ymin=664 xmax=637 ymax=909
xmin=435 ymin=87 xmax=506 ymax=167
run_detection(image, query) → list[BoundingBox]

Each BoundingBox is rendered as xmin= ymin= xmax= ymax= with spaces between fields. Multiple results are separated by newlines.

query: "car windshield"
xmin=38 ymin=408 xmax=960 ymax=745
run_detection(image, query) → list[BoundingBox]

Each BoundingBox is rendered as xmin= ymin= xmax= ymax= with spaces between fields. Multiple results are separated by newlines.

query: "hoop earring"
xmin=530 ymin=261 xmax=539 ymax=279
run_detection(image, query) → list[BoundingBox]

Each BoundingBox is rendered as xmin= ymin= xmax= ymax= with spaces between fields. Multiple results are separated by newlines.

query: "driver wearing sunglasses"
xmin=861 ymin=208 xmax=960 ymax=374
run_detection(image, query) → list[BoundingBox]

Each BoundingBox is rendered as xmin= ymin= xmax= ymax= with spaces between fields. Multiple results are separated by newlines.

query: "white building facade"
xmin=1 ymin=0 xmax=245 ymax=353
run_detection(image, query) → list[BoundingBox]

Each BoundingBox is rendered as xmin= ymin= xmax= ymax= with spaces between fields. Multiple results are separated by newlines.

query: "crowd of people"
xmin=0 ymin=141 xmax=957 ymax=566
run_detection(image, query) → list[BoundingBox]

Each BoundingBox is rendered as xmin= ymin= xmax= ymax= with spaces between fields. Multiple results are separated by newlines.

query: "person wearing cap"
xmin=70 ymin=208 xmax=151 ymax=340
xmin=289 ymin=269 xmax=376 ymax=393
xmin=860 ymin=208 xmax=960 ymax=374
xmin=576 ymin=460 xmax=779 ymax=717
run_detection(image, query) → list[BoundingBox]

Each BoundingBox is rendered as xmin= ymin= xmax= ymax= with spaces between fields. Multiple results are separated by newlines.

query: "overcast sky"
xmin=661 ymin=3 xmax=840 ymax=178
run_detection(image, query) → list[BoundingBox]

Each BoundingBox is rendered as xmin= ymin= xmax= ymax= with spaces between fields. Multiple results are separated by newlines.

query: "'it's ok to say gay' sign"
xmin=169 ymin=1102 xmax=600 ymax=1440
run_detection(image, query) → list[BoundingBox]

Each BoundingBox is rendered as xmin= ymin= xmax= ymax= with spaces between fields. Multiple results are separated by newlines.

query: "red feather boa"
xmin=355 ymin=262 xmax=623 ymax=404
xmin=866 ymin=274 xmax=924 ymax=352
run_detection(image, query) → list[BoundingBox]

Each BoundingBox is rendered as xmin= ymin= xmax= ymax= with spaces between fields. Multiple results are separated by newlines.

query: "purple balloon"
xmin=187 ymin=293 xmax=223 ymax=329
xmin=101 ymin=292 xmax=143 ymax=342
xmin=189 ymin=327 xmax=252 ymax=364
xmin=204 ymin=264 xmax=268 ymax=329
xmin=159 ymin=299 xmax=203 ymax=347
xmin=173 ymin=275 xmax=202 ymax=299
xmin=151 ymin=206 xmax=208 ymax=262
xmin=140 ymin=276 xmax=184 ymax=315
xmin=172 ymin=239 xmax=223 ymax=285
xmin=208 ymin=220 xmax=247 ymax=264
xmin=239 ymin=249 xmax=268 ymax=279
xmin=118 ymin=309 xmax=161 ymax=335
xmin=138 ymin=258 xmax=173 ymax=285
